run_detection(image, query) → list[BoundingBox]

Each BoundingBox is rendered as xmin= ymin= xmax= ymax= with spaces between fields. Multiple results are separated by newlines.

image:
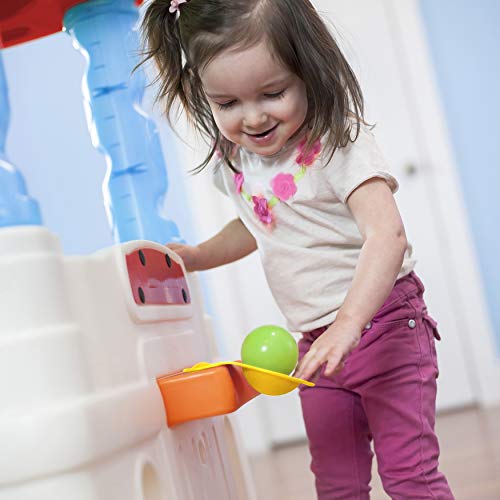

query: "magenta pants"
xmin=298 ymin=272 xmax=454 ymax=499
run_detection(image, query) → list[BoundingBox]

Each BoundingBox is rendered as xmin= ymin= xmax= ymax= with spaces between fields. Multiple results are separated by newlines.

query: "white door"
xmin=169 ymin=0 xmax=486 ymax=451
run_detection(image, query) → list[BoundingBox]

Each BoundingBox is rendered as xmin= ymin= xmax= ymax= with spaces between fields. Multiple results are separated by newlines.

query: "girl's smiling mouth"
xmin=244 ymin=123 xmax=280 ymax=144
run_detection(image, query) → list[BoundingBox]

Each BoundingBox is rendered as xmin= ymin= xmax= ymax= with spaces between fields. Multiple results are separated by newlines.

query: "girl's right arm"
xmin=166 ymin=218 xmax=257 ymax=272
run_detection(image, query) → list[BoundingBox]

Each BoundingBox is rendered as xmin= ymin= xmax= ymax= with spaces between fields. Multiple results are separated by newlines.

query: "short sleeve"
xmin=212 ymin=146 xmax=241 ymax=196
xmin=324 ymin=124 xmax=399 ymax=203
xmin=213 ymin=163 xmax=228 ymax=195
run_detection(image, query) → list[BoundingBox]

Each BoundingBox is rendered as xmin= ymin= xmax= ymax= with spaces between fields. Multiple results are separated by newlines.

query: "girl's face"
xmin=200 ymin=41 xmax=308 ymax=156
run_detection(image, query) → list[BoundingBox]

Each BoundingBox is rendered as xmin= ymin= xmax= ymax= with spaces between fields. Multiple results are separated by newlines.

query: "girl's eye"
xmin=217 ymin=100 xmax=236 ymax=111
xmin=215 ymin=89 xmax=286 ymax=110
xmin=265 ymin=89 xmax=286 ymax=99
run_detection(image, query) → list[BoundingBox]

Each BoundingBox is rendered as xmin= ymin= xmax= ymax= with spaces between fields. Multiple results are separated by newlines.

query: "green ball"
xmin=241 ymin=325 xmax=298 ymax=375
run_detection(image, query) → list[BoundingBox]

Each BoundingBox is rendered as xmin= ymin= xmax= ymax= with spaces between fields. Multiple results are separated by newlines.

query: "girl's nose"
xmin=242 ymin=106 xmax=268 ymax=131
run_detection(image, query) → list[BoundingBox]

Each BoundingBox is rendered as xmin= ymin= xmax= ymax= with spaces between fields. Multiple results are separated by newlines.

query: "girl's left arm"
xmin=294 ymin=177 xmax=408 ymax=381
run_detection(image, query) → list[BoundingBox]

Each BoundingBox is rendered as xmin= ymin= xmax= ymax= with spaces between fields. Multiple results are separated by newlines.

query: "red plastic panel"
xmin=0 ymin=0 xmax=143 ymax=48
xmin=125 ymin=248 xmax=191 ymax=306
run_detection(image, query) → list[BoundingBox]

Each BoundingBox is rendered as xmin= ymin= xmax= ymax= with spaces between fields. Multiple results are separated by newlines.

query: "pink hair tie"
xmin=169 ymin=0 xmax=187 ymax=18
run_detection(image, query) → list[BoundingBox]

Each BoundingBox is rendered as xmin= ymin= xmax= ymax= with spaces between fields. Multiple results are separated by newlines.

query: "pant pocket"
xmin=423 ymin=315 xmax=440 ymax=376
xmin=423 ymin=311 xmax=441 ymax=341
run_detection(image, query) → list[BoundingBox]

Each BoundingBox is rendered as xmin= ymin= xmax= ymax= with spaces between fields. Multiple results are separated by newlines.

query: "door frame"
xmin=389 ymin=0 xmax=500 ymax=406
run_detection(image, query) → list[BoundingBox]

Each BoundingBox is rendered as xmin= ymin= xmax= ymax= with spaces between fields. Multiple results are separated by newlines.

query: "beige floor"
xmin=249 ymin=405 xmax=500 ymax=500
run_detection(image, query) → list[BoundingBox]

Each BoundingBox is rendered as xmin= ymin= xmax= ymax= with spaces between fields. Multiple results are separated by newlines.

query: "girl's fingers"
xmin=294 ymin=355 xmax=312 ymax=380
xmin=166 ymin=243 xmax=183 ymax=250
xmin=295 ymin=334 xmax=355 ymax=381
xmin=324 ymin=352 xmax=344 ymax=377
xmin=295 ymin=350 xmax=324 ymax=380
xmin=293 ymin=360 xmax=307 ymax=380
xmin=296 ymin=352 xmax=344 ymax=382
xmin=166 ymin=244 xmax=189 ymax=258
xmin=311 ymin=367 xmax=323 ymax=384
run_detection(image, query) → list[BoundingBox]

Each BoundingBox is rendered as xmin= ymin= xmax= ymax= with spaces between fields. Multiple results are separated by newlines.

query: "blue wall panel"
xmin=420 ymin=0 xmax=500 ymax=351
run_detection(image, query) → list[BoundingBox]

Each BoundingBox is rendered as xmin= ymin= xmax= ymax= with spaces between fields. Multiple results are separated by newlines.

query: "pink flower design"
xmin=252 ymin=196 xmax=273 ymax=225
xmin=296 ymin=137 xmax=322 ymax=166
xmin=234 ymin=172 xmax=244 ymax=194
xmin=271 ymin=172 xmax=297 ymax=201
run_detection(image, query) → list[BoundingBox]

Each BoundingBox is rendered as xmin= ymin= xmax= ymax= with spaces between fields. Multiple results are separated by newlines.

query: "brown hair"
xmin=139 ymin=0 xmax=364 ymax=172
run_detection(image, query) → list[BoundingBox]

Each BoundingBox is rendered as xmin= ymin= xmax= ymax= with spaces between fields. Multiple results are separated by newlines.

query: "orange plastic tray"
xmin=157 ymin=364 xmax=259 ymax=427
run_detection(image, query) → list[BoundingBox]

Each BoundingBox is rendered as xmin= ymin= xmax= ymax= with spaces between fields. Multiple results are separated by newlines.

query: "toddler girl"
xmin=141 ymin=0 xmax=454 ymax=498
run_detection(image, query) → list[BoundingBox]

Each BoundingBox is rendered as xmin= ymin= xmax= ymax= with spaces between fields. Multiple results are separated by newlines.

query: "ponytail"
xmin=139 ymin=0 xmax=235 ymax=173
xmin=139 ymin=2 xmax=184 ymax=119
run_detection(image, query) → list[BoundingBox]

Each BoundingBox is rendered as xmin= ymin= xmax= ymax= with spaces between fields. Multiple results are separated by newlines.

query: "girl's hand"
xmin=166 ymin=243 xmax=202 ymax=272
xmin=293 ymin=318 xmax=363 ymax=382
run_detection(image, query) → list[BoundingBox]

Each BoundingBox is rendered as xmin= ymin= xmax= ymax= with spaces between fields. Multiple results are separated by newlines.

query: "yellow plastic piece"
xmin=184 ymin=361 xmax=315 ymax=396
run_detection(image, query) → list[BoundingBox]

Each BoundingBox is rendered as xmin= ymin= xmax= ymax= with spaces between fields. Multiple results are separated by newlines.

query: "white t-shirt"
xmin=213 ymin=124 xmax=416 ymax=332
